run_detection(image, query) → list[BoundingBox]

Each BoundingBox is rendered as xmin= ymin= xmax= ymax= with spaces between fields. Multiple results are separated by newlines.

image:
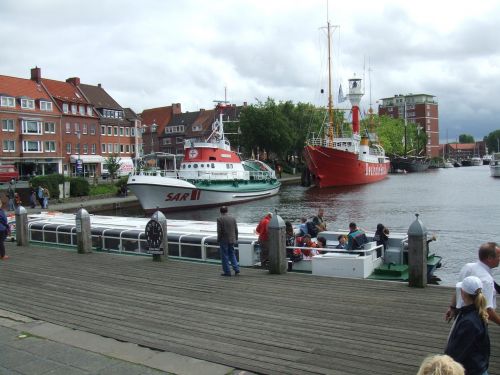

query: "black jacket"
xmin=445 ymin=304 xmax=490 ymax=375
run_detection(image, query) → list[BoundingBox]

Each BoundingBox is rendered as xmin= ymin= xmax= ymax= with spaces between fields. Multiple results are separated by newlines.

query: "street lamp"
xmin=76 ymin=131 xmax=82 ymax=176
xmin=150 ymin=122 xmax=157 ymax=154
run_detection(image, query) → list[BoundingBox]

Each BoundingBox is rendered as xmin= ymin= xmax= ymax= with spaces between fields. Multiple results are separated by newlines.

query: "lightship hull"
xmin=303 ymin=146 xmax=390 ymax=188
xmin=127 ymin=174 xmax=281 ymax=212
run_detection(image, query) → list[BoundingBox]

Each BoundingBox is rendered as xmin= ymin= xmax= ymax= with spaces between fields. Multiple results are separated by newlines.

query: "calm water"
xmin=107 ymin=165 xmax=500 ymax=286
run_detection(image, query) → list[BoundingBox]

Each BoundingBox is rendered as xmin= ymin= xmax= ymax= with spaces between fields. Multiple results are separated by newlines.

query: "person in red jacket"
xmin=255 ymin=212 xmax=272 ymax=267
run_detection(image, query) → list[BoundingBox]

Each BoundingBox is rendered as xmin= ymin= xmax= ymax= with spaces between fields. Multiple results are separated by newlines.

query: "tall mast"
xmin=327 ymin=21 xmax=334 ymax=142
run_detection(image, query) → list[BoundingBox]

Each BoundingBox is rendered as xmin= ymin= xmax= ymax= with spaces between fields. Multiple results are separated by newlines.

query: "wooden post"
xmin=268 ymin=213 xmax=287 ymax=274
xmin=15 ymin=205 xmax=28 ymax=246
xmin=407 ymin=213 xmax=427 ymax=287
xmin=76 ymin=207 xmax=92 ymax=254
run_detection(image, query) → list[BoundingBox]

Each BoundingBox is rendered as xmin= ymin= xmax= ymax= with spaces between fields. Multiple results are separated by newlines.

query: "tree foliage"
xmin=458 ymin=134 xmax=475 ymax=143
xmin=104 ymin=154 xmax=121 ymax=179
xmin=485 ymin=130 xmax=500 ymax=153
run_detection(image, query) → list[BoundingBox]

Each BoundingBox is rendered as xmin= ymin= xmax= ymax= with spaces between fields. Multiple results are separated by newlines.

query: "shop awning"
xmin=70 ymin=155 xmax=104 ymax=163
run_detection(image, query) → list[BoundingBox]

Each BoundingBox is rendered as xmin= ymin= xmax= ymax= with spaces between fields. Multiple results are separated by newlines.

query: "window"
xmin=101 ymin=144 xmax=106 ymax=153
xmin=113 ymin=127 xmax=118 ymax=136
xmin=91 ymin=144 xmax=96 ymax=154
xmin=131 ymin=127 xmax=136 ymax=136
xmin=1 ymin=96 xmax=15 ymax=107
xmin=192 ymin=124 xmax=202 ymax=131
xmin=44 ymin=141 xmax=56 ymax=152
xmin=108 ymin=143 xmax=112 ymax=153
xmin=82 ymin=123 xmax=88 ymax=134
xmin=44 ymin=122 xmax=55 ymax=133
xmin=176 ymin=137 xmax=183 ymax=144
xmin=427 ymin=111 xmax=430 ymax=116
xmin=90 ymin=124 xmax=96 ymax=135
xmin=23 ymin=140 xmax=42 ymax=152
xmin=114 ymin=143 xmax=119 ymax=153
xmin=79 ymin=105 xmax=85 ymax=115
xmin=75 ymin=143 xmax=80 ymax=154
xmin=2 ymin=140 xmax=15 ymax=152
xmin=107 ymin=126 xmax=112 ymax=135
xmin=125 ymin=144 xmax=130 ymax=153
xmin=125 ymin=128 xmax=129 ymax=136
xmin=120 ymin=144 xmax=124 ymax=153
xmin=87 ymin=106 xmax=93 ymax=116
xmin=2 ymin=119 xmax=15 ymax=132
xmin=101 ymin=125 xmax=106 ymax=135
xmin=65 ymin=122 xmax=71 ymax=133
xmin=83 ymin=144 xmax=88 ymax=154
xmin=21 ymin=120 xmax=42 ymax=134
xmin=166 ymin=125 xmax=185 ymax=134
xmin=21 ymin=98 xmax=35 ymax=109
xmin=40 ymin=101 xmax=53 ymax=111
xmin=74 ymin=123 xmax=80 ymax=133
xmin=163 ymin=138 xmax=171 ymax=145
xmin=119 ymin=127 xmax=124 ymax=136
xmin=63 ymin=103 xmax=69 ymax=113
xmin=66 ymin=143 xmax=71 ymax=154
xmin=71 ymin=104 xmax=77 ymax=114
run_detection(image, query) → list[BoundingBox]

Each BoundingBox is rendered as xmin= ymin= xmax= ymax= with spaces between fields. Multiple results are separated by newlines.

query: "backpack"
xmin=352 ymin=232 xmax=368 ymax=250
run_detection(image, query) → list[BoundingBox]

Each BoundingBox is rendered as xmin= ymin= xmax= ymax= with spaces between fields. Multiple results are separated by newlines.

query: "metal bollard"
xmin=15 ymin=206 xmax=28 ymax=246
xmin=146 ymin=210 xmax=168 ymax=262
xmin=407 ymin=213 xmax=427 ymax=288
xmin=76 ymin=207 xmax=92 ymax=254
xmin=268 ymin=213 xmax=287 ymax=274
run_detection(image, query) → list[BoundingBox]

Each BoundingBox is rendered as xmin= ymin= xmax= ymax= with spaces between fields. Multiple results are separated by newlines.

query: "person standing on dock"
xmin=0 ymin=200 xmax=11 ymax=260
xmin=445 ymin=242 xmax=500 ymax=325
xmin=216 ymin=206 xmax=240 ymax=277
xmin=256 ymin=212 xmax=272 ymax=267
xmin=445 ymin=276 xmax=490 ymax=375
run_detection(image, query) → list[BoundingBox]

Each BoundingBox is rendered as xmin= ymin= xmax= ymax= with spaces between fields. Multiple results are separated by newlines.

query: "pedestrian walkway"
xmin=0 ymin=309 xmax=246 ymax=375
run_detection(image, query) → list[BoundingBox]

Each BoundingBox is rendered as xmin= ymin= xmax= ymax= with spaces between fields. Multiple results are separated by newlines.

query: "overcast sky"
xmin=2 ymin=0 xmax=500 ymax=143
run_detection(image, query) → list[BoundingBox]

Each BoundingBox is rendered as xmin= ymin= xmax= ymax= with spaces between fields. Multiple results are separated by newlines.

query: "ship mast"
xmin=327 ymin=21 xmax=335 ymax=143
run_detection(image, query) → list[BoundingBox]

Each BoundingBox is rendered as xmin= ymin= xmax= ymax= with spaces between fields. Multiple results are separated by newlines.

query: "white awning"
xmin=70 ymin=155 xmax=104 ymax=163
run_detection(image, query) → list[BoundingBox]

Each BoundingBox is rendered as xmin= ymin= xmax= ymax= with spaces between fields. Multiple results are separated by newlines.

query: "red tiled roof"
xmin=42 ymin=78 xmax=88 ymax=103
xmin=448 ymin=143 xmax=476 ymax=151
xmin=141 ymin=106 xmax=177 ymax=133
xmin=0 ymin=74 xmax=52 ymax=100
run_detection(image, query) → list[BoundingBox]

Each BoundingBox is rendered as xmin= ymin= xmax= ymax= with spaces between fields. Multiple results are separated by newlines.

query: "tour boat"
xmin=490 ymin=153 xmax=500 ymax=177
xmin=18 ymin=211 xmax=441 ymax=283
xmin=303 ymin=22 xmax=390 ymax=188
xmin=127 ymin=104 xmax=280 ymax=212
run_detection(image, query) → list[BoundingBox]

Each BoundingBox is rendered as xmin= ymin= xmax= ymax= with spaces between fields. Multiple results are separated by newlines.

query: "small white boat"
xmin=443 ymin=160 xmax=454 ymax=168
xmin=471 ymin=156 xmax=483 ymax=166
xmin=483 ymin=154 xmax=493 ymax=165
xmin=490 ymin=153 xmax=500 ymax=177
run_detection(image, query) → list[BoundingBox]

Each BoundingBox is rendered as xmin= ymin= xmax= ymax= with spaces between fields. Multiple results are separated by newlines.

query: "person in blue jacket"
xmin=0 ymin=200 xmax=11 ymax=260
xmin=445 ymin=276 xmax=490 ymax=375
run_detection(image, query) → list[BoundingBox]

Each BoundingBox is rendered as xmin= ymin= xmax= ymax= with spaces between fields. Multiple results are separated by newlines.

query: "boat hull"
xmin=127 ymin=174 xmax=281 ymax=212
xmin=391 ymin=156 xmax=430 ymax=172
xmin=303 ymin=146 xmax=390 ymax=188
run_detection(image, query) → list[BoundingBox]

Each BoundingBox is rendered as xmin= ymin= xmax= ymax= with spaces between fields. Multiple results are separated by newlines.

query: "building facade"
xmin=378 ymin=94 xmax=439 ymax=157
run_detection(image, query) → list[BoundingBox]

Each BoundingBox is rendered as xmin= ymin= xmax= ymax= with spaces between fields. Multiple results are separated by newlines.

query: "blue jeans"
xmin=219 ymin=241 xmax=239 ymax=275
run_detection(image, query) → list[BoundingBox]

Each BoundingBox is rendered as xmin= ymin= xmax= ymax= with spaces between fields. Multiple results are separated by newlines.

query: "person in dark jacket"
xmin=445 ymin=276 xmax=490 ymax=375
xmin=373 ymin=223 xmax=389 ymax=249
xmin=0 ymin=200 xmax=10 ymax=260
xmin=217 ymin=206 xmax=240 ymax=277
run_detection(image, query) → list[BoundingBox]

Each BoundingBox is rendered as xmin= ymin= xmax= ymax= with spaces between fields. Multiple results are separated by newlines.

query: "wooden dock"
xmin=1 ymin=243 xmax=499 ymax=375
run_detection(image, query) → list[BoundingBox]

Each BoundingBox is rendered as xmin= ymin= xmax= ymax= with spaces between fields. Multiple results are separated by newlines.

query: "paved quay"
xmin=1 ymin=243 xmax=500 ymax=375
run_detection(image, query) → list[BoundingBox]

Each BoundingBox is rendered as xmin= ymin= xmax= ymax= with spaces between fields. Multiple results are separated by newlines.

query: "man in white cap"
xmin=445 ymin=242 xmax=500 ymax=324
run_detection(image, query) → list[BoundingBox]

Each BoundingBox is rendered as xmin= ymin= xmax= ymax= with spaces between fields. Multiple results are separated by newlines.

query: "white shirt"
xmin=456 ymin=261 xmax=496 ymax=309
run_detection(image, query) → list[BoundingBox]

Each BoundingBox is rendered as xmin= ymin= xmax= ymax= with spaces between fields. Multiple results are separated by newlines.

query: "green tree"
xmin=485 ymin=130 xmax=500 ymax=153
xmin=104 ymin=154 xmax=121 ymax=180
xmin=458 ymin=134 xmax=475 ymax=143
xmin=372 ymin=116 xmax=428 ymax=156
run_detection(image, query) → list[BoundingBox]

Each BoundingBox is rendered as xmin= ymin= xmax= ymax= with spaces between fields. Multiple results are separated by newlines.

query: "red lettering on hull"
xmin=165 ymin=190 xmax=201 ymax=201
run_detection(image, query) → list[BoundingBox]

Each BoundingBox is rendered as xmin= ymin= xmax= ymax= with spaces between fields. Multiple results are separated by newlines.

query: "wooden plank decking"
xmin=1 ymin=243 xmax=498 ymax=375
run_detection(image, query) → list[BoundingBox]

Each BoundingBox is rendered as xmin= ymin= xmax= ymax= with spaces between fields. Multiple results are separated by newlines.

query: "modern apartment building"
xmin=378 ymin=94 xmax=439 ymax=157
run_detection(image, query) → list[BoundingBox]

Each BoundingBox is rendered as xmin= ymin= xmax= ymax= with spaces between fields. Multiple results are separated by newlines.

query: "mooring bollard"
xmin=15 ymin=205 xmax=28 ymax=246
xmin=76 ymin=207 xmax=92 ymax=254
xmin=145 ymin=210 xmax=168 ymax=262
xmin=268 ymin=212 xmax=287 ymax=274
xmin=407 ymin=213 xmax=427 ymax=287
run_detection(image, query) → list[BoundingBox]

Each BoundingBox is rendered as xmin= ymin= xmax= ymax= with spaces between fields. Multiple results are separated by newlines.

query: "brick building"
xmin=378 ymin=94 xmax=439 ymax=157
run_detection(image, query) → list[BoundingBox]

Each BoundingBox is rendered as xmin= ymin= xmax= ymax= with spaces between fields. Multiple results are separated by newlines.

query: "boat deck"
xmin=1 ymin=243 xmax=500 ymax=375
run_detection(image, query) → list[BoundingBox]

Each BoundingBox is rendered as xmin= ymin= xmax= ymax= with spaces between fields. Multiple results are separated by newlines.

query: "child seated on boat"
xmin=299 ymin=234 xmax=320 ymax=258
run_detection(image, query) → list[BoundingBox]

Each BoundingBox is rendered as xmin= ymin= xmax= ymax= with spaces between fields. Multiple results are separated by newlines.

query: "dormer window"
xmin=0 ymin=96 xmax=15 ymax=107
xmin=71 ymin=104 xmax=77 ymax=114
xmin=79 ymin=105 xmax=85 ymax=115
xmin=192 ymin=124 xmax=202 ymax=132
xmin=63 ymin=103 xmax=69 ymax=113
xmin=40 ymin=101 xmax=53 ymax=111
xmin=87 ymin=106 xmax=93 ymax=116
xmin=21 ymin=98 xmax=35 ymax=109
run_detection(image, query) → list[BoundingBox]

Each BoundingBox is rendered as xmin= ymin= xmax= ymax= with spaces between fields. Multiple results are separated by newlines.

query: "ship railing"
xmin=26 ymin=221 xmax=261 ymax=266
xmin=308 ymin=137 xmax=358 ymax=152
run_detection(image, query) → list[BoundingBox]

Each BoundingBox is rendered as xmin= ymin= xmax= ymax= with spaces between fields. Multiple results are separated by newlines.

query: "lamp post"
xmin=76 ymin=131 xmax=82 ymax=176
xmin=150 ymin=122 xmax=157 ymax=154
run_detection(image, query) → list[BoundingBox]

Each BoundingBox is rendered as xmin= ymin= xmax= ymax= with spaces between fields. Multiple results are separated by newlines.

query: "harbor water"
xmin=108 ymin=165 xmax=499 ymax=286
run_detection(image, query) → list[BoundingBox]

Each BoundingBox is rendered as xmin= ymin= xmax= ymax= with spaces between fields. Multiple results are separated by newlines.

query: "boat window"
xmin=200 ymin=164 xmax=204 ymax=167
xmin=182 ymin=165 xmax=186 ymax=169
xmin=188 ymin=164 xmax=192 ymax=168
xmin=211 ymin=163 xmax=215 ymax=168
xmin=193 ymin=164 xmax=198 ymax=168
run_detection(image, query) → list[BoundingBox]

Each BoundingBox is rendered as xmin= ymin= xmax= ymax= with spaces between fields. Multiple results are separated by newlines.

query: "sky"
xmin=1 ymin=0 xmax=500 ymax=143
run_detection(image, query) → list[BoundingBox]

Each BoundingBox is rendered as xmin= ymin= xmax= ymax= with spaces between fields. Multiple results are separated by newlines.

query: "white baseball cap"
xmin=456 ymin=276 xmax=483 ymax=295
